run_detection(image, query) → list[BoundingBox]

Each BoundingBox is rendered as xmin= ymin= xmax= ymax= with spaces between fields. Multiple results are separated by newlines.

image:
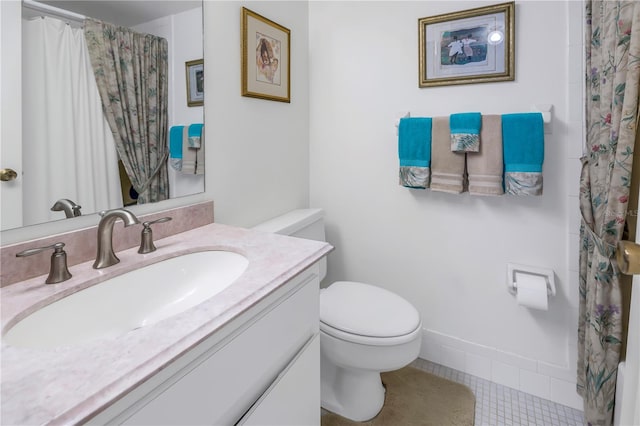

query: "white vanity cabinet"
xmin=237 ymin=334 xmax=319 ymax=426
xmin=89 ymin=265 xmax=321 ymax=426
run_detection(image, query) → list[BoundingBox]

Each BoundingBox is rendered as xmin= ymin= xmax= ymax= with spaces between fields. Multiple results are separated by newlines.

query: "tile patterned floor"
xmin=411 ymin=358 xmax=585 ymax=426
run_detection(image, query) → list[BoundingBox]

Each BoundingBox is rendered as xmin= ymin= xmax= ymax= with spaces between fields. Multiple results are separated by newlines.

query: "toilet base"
xmin=321 ymin=355 xmax=386 ymax=422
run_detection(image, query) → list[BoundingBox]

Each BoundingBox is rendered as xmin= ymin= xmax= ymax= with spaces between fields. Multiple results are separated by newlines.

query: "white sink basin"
xmin=4 ymin=251 xmax=249 ymax=349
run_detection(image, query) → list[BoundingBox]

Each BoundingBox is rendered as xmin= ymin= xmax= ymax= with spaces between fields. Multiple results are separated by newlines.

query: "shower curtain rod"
xmin=22 ymin=0 xmax=86 ymax=23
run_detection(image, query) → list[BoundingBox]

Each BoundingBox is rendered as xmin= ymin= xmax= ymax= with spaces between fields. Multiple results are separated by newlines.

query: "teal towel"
xmin=399 ymin=117 xmax=432 ymax=167
xmin=169 ymin=125 xmax=184 ymax=159
xmin=502 ymin=112 xmax=544 ymax=195
xmin=450 ymin=112 xmax=481 ymax=152
xmin=188 ymin=123 xmax=203 ymax=138
xmin=398 ymin=117 xmax=432 ymax=188
xmin=502 ymin=113 xmax=544 ymax=173
xmin=188 ymin=123 xmax=204 ymax=148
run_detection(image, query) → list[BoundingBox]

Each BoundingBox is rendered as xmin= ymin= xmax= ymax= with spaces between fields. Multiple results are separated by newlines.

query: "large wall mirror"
xmin=0 ymin=0 xmax=204 ymax=233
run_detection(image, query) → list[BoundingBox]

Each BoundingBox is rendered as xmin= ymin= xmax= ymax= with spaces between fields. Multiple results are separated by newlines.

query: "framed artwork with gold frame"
xmin=241 ymin=7 xmax=290 ymax=103
xmin=419 ymin=2 xmax=515 ymax=88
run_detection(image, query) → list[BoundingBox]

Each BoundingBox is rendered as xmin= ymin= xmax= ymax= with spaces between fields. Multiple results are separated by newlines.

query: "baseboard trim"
xmin=419 ymin=329 xmax=583 ymax=410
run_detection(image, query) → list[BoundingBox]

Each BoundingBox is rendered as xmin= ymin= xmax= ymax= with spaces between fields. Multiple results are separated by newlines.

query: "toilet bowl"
xmin=319 ymin=281 xmax=421 ymax=421
xmin=253 ymin=209 xmax=422 ymax=421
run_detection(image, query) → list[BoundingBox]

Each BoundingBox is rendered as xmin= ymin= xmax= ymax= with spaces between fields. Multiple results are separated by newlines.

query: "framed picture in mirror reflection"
xmin=186 ymin=59 xmax=204 ymax=107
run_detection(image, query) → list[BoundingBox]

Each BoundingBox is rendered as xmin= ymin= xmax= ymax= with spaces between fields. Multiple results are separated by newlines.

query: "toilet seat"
xmin=320 ymin=321 xmax=421 ymax=346
xmin=320 ymin=281 xmax=421 ymax=346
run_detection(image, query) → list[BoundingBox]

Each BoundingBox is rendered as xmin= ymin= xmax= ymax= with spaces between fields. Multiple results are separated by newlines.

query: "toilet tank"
xmin=253 ymin=209 xmax=327 ymax=282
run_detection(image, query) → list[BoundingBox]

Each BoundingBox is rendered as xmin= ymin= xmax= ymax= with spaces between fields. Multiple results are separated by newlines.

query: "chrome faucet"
xmin=93 ymin=208 xmax=140 ymax=269
xmin=51 ymin=198 xmax=82 ymax=218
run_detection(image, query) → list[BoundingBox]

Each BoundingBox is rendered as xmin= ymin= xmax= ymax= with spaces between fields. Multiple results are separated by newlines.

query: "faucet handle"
xmin=71 ymin=204 xmax=82 ymax=217
xmin=143 ymin=217 xmax=173 ymax=227
xmin=138 ymin=217 xmax=172 ymax=254
xmin=16 ymin=242 xmax=72 ymax=284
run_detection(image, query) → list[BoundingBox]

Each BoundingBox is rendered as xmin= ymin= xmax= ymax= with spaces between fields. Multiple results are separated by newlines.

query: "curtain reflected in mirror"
xmin=5 ymin=1 xmax=204 ymax=231
xmin=22 ymin=16 xmax=121 ymax=227
xmin=84 ymin=17 xmax=170 ymax=205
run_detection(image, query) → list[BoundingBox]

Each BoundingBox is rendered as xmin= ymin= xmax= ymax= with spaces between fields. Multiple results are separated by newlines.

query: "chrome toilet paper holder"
xmin=506 ymin=263 xmax=556 ymax=297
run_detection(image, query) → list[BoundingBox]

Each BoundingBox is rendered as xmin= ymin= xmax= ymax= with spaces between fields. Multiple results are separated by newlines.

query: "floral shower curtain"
xmin=578 ymin=1 xmax=640 ymax=425
xmin=83 ymin=18 xmax=169 ymax=204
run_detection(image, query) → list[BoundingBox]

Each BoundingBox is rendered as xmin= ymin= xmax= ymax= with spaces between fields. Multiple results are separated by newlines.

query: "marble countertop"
xmin=1 ymin=223 xmax=332 ymax=425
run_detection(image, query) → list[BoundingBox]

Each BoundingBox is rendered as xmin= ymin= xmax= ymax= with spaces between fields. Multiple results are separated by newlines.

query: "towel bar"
xmin=394 ymin=112 xmax=411 ymax=135
xmin=394 ymin=106 xmax=553 ymax=132
xmin=531 ymin=104 xmax=552 ymax=124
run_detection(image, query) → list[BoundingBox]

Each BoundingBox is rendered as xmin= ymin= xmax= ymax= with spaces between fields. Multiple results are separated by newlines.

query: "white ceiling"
xmin=23 ymin=0 xmax=201 ymax=28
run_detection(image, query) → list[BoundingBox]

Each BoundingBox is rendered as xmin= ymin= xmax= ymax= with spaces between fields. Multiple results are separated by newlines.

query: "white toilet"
xmin=254 ymin=209 xmax=422 ymax=421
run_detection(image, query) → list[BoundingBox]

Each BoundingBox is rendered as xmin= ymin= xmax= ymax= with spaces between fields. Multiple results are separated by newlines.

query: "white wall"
xmin=134 ymin=7 xmax=204 ymax=128
xmin=203 ymin=1 xmax=310 ymax=227
xmin=309 ymin=0 xmax=582 ymax=409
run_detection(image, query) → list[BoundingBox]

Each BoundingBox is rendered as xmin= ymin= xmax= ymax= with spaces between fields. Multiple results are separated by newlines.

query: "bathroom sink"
xmin=4 ymin=251 xmax=249 ymax=349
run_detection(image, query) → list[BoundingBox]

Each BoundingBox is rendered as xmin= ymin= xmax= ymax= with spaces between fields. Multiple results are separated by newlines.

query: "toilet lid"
xmin=320 ymin=281 xmax=420 ymax=338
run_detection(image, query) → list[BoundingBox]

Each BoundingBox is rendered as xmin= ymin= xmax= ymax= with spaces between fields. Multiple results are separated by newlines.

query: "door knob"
xmin=0 ymin=168 xmax=18 ymax=182
xmin=617 ymin=240 xmax=640 ymax=275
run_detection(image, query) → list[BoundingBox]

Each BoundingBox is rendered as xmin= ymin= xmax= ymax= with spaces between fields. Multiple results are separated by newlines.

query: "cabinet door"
xmin=115 ymin=272 xmax=318 ymax=426
xmin=238 ymin=334 xmax=320 ymax=426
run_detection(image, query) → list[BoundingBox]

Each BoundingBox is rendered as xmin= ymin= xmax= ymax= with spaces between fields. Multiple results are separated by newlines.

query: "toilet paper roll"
xmin=515 ymin=272 xmax=548 ymax=310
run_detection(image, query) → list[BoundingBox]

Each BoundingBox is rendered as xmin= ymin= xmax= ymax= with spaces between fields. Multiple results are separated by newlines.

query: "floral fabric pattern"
xmin=84 ymin=18 xmax=169 ymax=204
xmin=504 ymin=172 xmax=543 ymax=196
xmin=399 ymin=166 xmax=430 ymax=189
xmin=450 ymin=133 xmax=480 ymax=152
xmin=578 ymin=2 xmax=640 ymax=425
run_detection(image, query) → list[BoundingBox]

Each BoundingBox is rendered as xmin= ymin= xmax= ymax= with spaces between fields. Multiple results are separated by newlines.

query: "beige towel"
xmin=467 ymin=115 xmax=503 ymax=195
xmin=430 ymin=116 xmax=466 ymax=193
xmin=196 ymin=126 xmax=205 ymax=175
xmin=181 ymin=126 xmax=205 ymax=175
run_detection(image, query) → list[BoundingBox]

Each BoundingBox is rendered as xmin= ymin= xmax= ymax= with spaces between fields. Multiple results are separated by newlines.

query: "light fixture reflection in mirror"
xmin=1 ymin=0 xmax=204 ymax=232
xmin=487 ymin=30 xmax=504 ymax=45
